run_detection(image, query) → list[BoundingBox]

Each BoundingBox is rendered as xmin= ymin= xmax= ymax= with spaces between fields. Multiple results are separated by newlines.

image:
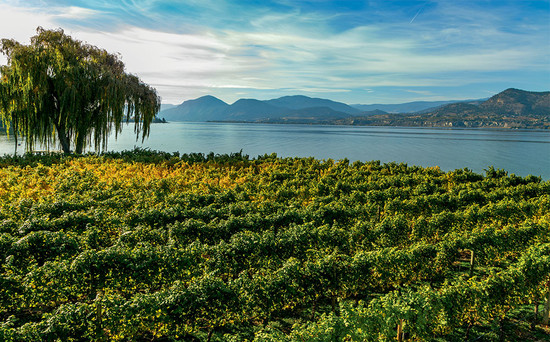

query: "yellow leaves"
xmin=0 ymin=152 xmax=549 ymax=341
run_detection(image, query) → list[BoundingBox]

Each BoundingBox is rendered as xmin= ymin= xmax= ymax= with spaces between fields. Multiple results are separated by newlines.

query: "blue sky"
xmin=0 ymin=0 xmax=549 ymax=104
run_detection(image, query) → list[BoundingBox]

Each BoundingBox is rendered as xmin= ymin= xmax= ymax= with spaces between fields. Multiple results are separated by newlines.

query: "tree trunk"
xmin=12 ymin=119 xmax=19 ymax=156
xmin=74 ymin=116 xmax=91 ymax=154
xmin=397 ymin=320 xmax=403 ymax=341
xmin=55 ymin=123 xmax=71 ymax=154
xmin=532 ymin=302 xmax=538 ymax=330
xmin=13 ymin=132 xmax=17 ymax=156
xmin=75 ymin=132 xmax=85 ymax=154
xmin=543 ymin=290 xmax=550 ymax=326
xmin=469 ymin=250 xmax=475 ymax=278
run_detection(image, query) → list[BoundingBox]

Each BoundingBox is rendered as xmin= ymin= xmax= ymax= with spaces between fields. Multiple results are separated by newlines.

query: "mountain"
xmin=265 ymin=95 xmax=360 ymax=114
xmin=426 ymin=102 xmax=489 ymax=117
xmin=336 ymin=89 xmax=550 ymax=129
xmin=479 ymin=88 xmax=550 ymax=116
xmin=223 ymin=99 xmax=286 ymax=121
xmin=284 ymin=106 xmax=351 ymax=119
xmin=263 ymin=107 xmax=352 ymax=124
xmin=160 ymin=104 xmax=176 ymax=112
xmin=159 ymin=94 xmax=357 ymax=122
xmin=427 ymin=89 xmax=549 ymax=119
xmin=159 ymin=89 xmax=548 ymax=128
xmin=361 ymin=109 xmax=389 ymax=116
xmin=219 ymin=95 xmax=360 ymax=122
xmin=351 ymin=99 xmax=486 ymax=113
xmin=160 ymin=95 xmax=229 ymax=122
xmin=158 ymin=94 xmax=478 ymax=123
xmin=352 ymin=100 xmax=457 ymax=113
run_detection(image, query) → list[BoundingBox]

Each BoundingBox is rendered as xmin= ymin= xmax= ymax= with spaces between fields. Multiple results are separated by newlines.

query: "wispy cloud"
xmin=294 ymin=88 xmax=351 ymax=93
xmin=409 ymin=2 xmax=427 ymax=24
xmin=54 ymin=6 xmax=101 ymax=19
xmin=0 ymin=1 xmax=548 ymax=104
xmin=405 ymin=89 xmax=434 ymax=96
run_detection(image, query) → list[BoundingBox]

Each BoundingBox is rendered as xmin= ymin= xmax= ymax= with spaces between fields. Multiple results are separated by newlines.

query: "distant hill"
xmin=284 ymin=106 xmax=351 ymax=119
xmin=159 ymin=104 xmax=177 ymax=112
xmin=224 ymin=99 xmax=286 ymax=121
xmin=159 ymin=89 xmax=549 ymax=128
xmin=351 ymin=99 xmax=487 ymax=114
xmin=479 ymin=88 xmax=550 ymax=116
xmin=427 ymin=102 xmax=488 ymax=117
xmin=421 ymin=89 xmax=550 ymax=127
xmin=362 ymin=109 xmax=389 ymax=116
xmin=352 ymin=100 xmax=459 ymax=113
xmin=160 ymin=95 xmax=229 ymax=122
xmin=262 ymin=107 xmax=353 ymax=124
xmin=159 ymin=95 xmax=357 ymax=122
xmin=336 ymin=89 xmax=550 ymax=129
xmin=265 ymin=95 xmax=360 ymax=114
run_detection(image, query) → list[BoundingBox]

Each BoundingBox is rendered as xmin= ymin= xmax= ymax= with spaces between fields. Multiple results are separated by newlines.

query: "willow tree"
xmin=0 ymin=27 xmax=160 ymax=154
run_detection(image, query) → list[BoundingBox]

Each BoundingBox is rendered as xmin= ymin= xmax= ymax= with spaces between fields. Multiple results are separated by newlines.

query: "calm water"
xmin=1 ymin=122 xmax=549 ymax=179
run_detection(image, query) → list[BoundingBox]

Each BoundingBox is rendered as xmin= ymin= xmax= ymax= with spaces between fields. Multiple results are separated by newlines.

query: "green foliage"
xmin=0 ymin=27 xmax=160 ymax=154
xmin=0 ymin=150 xmax=549 ymax=340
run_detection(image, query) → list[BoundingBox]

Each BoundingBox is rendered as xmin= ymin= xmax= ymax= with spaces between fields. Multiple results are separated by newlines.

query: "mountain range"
xmin=335 ymin=89 xmax=550 ymax=129
xmin=159 ymin=88 xmax=550 ymax=129
xmin=350 ymin=100 xmax=484 ymax=113
xmin=159 ymin=94 xmax=362 ymax=123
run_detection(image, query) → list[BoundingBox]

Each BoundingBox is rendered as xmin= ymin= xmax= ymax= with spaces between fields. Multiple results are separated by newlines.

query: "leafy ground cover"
xmin=0 ymin=149 xmax=549 ymax=341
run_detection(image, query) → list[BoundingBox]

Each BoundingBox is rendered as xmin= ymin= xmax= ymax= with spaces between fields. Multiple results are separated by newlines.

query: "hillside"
xmin=262 ymin=106 xmax=353 ymax=124
xmin=480 ymin=88 xmax=550 ymax=116
xmin=158 ymin=96 xmax=460 ymax=122
xmin=160 ymin=103 xmax=177 ymax=112
xmin=351 ymin=99 xmax=477 ymax=113
xmin=336 ymin=89 xmax=550 ymax=129
xmin=160 ymin=95 xmax=230 ymax=122
xmin=265 ymin=95 xmax=360 ymax=114
xmin=159 ymin=94 xmax=357 ymax=122
xmin=158 ymin=89 xmax=549 ymax=128
xmin=223 ymin=98 xmax=286 ymax=121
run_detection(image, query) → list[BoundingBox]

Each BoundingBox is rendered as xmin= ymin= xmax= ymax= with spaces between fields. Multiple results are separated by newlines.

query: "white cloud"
xmin=405 ymin=89 xmax=434 ymax=96
xmin=294 ymin=88 xmax=351 ymax=93
xmin=0 ymin=2 xmax=548 ymax=104
xmin=0 ymin=4 xmax=57 ymax=65
xmin=0 ymin=4 xmax=54 ymax=41
xmin=71 ymin=27 xmax=271 ymax=103
xmin=54 ymin=6 xmax=101 ymax=19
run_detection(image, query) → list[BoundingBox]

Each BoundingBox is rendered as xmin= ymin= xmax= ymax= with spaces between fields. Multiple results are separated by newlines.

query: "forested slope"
xmin=0 ymin=150 xmax=549 ymax=341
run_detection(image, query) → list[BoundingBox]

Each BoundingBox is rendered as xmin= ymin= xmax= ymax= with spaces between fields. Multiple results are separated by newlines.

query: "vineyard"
xmin=0 ymin=149 xmax=549 ymax=341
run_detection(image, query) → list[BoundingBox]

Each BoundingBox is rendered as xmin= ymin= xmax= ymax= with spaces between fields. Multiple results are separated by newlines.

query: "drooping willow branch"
xmin=0 ymin=27 xmax=160 ymax=154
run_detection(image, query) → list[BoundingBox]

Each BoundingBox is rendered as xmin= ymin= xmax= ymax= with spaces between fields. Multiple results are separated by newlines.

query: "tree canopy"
xmin=0 ymin=27 xmax=160 ymax=154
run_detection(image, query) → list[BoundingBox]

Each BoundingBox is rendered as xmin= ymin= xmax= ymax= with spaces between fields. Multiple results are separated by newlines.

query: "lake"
xmin=1 ymin=122 xmax=549 ymax=179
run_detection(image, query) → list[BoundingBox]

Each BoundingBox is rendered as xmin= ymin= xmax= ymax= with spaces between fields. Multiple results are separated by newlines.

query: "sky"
xmin=0 ymin=0 xmax=549 ymax=105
